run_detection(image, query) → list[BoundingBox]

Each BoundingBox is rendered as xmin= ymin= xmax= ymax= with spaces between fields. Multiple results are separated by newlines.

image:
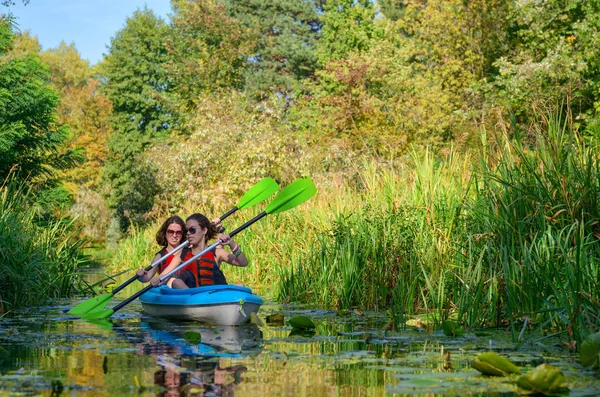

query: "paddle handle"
xmin=111 ymin=240 xmax=189 ymax=296
xmin=219 ymin=206 xmax=238 ymax=221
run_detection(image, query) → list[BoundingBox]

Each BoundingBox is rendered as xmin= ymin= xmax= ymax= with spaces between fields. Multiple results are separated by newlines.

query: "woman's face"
xmin=186 ymin=219 xmax=207 ymax=246
xmin=165 ymin=222 xmax=184 ymax=248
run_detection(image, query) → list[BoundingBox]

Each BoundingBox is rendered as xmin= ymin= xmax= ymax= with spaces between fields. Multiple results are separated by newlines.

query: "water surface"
xmin=1 ymin=287 xmax=599 ymax=396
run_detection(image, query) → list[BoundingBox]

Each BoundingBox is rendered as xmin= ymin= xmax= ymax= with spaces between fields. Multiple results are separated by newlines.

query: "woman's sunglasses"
xmin=166 ymin=229 xmax=183 ymax=237
xmin=186 ymin=227 xmax=198 ymax=235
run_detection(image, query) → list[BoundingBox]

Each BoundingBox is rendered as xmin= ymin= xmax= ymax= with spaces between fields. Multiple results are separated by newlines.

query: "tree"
xmin=227 ymin=0 xmax=322 ymax=99
xmin=99 ymin=8 xmax=175 ymax=231
xmin=0 ymin=17 xmax=80 ymax=185
xmin=168 ymin=0 xmax=254 ymax=109
xmin=316 ymin=0 xmax=379 ymax=64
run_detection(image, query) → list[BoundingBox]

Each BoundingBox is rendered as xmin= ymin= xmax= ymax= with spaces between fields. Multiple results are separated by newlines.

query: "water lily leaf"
xmin=517 ymin=363 xmax=569 ymax=396
xmin=441 ymin=320 xmax=464 ymax=337
xmin=183 ymin=331 xmax=201 ymax=344
xmin=289 ymin=329 xmax=316 ymax=337
xmin=288 ymin=315 xmax=315 ymax=330
xmin=471 ymin=352 xmax=521 ymax=376
xmin=266 ymin=314 xmax=284 ymax=325
xmin=580 ymin=332 xmax=600 ymax=368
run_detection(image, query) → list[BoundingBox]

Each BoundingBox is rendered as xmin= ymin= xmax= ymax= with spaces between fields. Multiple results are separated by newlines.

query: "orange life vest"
xmin=179 ymin=247 xmax=227 ymax=287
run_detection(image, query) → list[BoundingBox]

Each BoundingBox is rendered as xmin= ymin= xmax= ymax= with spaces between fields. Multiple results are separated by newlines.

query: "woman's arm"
xmin=149 ymin=255 xmax=182 ymax=286
xmin=216 ymin=233 xmax=248 ymax=267
xmin=136 ymin=253 xmax=161 ymax=282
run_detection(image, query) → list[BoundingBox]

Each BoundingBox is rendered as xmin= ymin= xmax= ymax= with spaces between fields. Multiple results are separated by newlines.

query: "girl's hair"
xmin=155 ymin=215 xmax=186 ymax=247
xmin=186 ymin=213 xmax=218 ymax=243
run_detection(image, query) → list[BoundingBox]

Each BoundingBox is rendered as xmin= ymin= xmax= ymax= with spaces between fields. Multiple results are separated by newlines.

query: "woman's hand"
xmin=213 ymin=217 xmax=224 ymax=232
xmin=136 ymin=268 xmax=147 ymax=278
xmin=150 ymin=276 xmax=161 ymax=287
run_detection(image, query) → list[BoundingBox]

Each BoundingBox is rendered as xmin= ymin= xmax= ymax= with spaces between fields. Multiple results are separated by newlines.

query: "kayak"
xmin=139 ymin=285 xmax=263 ymax=326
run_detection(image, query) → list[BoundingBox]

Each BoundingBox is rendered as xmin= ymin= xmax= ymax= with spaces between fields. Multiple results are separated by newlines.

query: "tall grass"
xmin=109 ymin=115 xmax=600 ymax=344
xmin=0 ymin=179 xmax=88 ymax=314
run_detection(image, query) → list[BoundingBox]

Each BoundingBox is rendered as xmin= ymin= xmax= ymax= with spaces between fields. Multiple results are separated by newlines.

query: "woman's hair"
xmin=155 ymin=215 xmax=186 ymax=247
xmin=186 ymin=213 xmax=218 ymax=243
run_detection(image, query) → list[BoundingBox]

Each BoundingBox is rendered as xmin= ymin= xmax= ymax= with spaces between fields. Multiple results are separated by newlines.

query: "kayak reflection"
xmin=136 ymin=320 xmax=262 ymax=396
xmin=139 ymin=319 xmax=263 ymax=357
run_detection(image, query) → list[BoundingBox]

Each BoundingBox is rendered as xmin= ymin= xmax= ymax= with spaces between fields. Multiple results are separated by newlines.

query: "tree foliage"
xmin=0 ymin=17 xmax=80 ymax=185
xmin=226 ymin=0 xmax=322 ymax=99
xmin=99 ymin=8 xmax=175 ymax=230
xmin=168 ymin=0 xmax=254 ymax=108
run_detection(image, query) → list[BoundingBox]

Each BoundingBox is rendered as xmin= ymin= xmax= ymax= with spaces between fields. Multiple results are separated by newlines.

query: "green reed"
xmin=0 ymin=179 xmax=87 ymax=314
xmin=108 ymin=114 xmax=599 ymax=344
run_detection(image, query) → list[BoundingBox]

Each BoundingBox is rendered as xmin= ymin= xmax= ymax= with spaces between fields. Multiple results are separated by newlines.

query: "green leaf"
xmin=471 ymin=352 xmax=521 ymax=376
xmin=288 ymin=315 xmax=315 ymax=330
xmin=517 ymin=364 xmax=569 ymax=396
xmin=441 ymin=320 xmax=464 ymax=337
xmin=580 ymin=332 xmax=600 ymax=368
xmin=183 ymin=331 xmax=201 ymax=345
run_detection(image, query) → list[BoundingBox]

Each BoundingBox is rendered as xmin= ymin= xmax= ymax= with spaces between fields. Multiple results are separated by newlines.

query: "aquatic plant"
xmin=0 ymin=178 xmax=88 ymax=313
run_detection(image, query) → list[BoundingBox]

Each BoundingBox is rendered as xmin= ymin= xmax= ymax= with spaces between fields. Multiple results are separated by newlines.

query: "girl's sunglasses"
xmin=186 ymin=227 xmax=198 ymax=235
xmin=166 ymin=229 xmax=183 ymax=237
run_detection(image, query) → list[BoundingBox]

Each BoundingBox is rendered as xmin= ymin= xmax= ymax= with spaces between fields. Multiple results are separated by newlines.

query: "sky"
xmin=2 ymin=0 xmax=173 ymax=65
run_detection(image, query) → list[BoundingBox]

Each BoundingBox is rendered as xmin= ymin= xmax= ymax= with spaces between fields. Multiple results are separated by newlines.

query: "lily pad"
xmin=517 ymin=363 xmax=569 ymax=396
xmin=580 ymin=332 xmax=600 ymax=368
xmin=183 ymin=331 xmax=201 ymax=344
xmin=441 ymin=320 xmax=464 ymax=337
xmin=471 ymin=352 xmax=521 ymax=376
xmin=288 ymin=315 xmax=315 ymax=330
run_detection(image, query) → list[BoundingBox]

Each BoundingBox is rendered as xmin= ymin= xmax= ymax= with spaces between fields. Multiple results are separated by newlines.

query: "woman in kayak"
xmin=152 ymin=213 xmax=248 ymax=289
xmin=136 ymin=215 xmax=187 ymax=283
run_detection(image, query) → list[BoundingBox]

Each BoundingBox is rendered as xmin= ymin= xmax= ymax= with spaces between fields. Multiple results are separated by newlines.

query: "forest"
xmin=1 ymin=0 xmax=599 ymax=348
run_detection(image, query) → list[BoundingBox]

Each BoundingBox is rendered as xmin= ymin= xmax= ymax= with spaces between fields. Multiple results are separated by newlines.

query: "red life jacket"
xmin=179 ymin=247 xmax=227 ymax=287
xmin=155 ymin=247 xmax=177 ymax=274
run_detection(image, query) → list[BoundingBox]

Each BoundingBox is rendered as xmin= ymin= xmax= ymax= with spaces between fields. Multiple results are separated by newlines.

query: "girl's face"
xmin=165 ymin=223 xmax=184 ymax=248
xmin=185 ymin=219 xmax=207 ymax=247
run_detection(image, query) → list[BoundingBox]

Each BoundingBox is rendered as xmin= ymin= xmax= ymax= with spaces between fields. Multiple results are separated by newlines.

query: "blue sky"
xmin=3 ymin=0 xmax=172 ymax=65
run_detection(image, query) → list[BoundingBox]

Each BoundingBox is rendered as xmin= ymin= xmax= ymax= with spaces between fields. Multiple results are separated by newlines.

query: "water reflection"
xmin=135 ymin=320 xmax=261 ymax=396
xmin=2 ymin=301 xmax=600 ymax=396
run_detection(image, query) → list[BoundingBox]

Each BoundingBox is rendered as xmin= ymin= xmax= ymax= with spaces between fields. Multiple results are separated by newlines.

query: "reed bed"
xmin=110 ymin=117 xmax=600 ymax=344
xmin=0 ymin=179 xmax=88 ymax=314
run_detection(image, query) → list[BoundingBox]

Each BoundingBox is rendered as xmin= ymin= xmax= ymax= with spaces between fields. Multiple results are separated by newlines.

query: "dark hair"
xmin=156 ymin=216 xmax=186 ymax=247
xmin=186 ymin=213 xmax=218 ymax=243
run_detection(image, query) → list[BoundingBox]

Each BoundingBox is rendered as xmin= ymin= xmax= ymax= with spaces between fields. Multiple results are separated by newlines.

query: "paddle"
xmin=82 ymin=177 xmax=316 ymax=320
xmin=68 ymin=177 xmax=280 ymax=316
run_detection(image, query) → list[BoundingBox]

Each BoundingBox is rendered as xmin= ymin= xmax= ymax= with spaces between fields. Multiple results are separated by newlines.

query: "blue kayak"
xmin=139 ymin=285 xmax=263 ymax=326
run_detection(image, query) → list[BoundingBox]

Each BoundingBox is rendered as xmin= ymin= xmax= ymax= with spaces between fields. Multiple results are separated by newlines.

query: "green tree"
xmin=99 ymin=8 xmax=175 ymax=231
xmin=316 ymin=0 xmax=379 ymax=64
xmin=490 ymin=0 xmax=600 ymax=130
xmin=227 ymin=0 xmax=322 ymax=99
xmin=0 ymin=17 xmax=80 ymax=185
xmin=168 ymin=0 xmax=254 ymax=109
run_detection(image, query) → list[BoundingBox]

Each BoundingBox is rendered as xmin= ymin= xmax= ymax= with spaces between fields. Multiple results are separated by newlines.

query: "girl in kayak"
xmin=153 ymin=213 xmax=248 ymax=289
xmin=136 ymin=215 xmax=187 ymax=283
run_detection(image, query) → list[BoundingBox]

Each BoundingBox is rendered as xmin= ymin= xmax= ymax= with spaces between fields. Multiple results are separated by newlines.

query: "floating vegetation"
xmin=580 ymin=332 xmax=600 ymax=369
xmin=517 ymin=364 xmax=570 ymax=396
xmin=471 ymin=352 xmax=522 ymax=376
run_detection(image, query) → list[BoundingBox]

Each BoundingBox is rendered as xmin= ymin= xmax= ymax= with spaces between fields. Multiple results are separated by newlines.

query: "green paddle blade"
xmin=237 ymin=177 xmax=279 ymax=209
xmin=68 ymin=293 xmax=114 ymax=316
xmin=82 ymin=308 xmax=114 ymax=320
xmin=265 ymin=177 xmax=316 ymax=214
